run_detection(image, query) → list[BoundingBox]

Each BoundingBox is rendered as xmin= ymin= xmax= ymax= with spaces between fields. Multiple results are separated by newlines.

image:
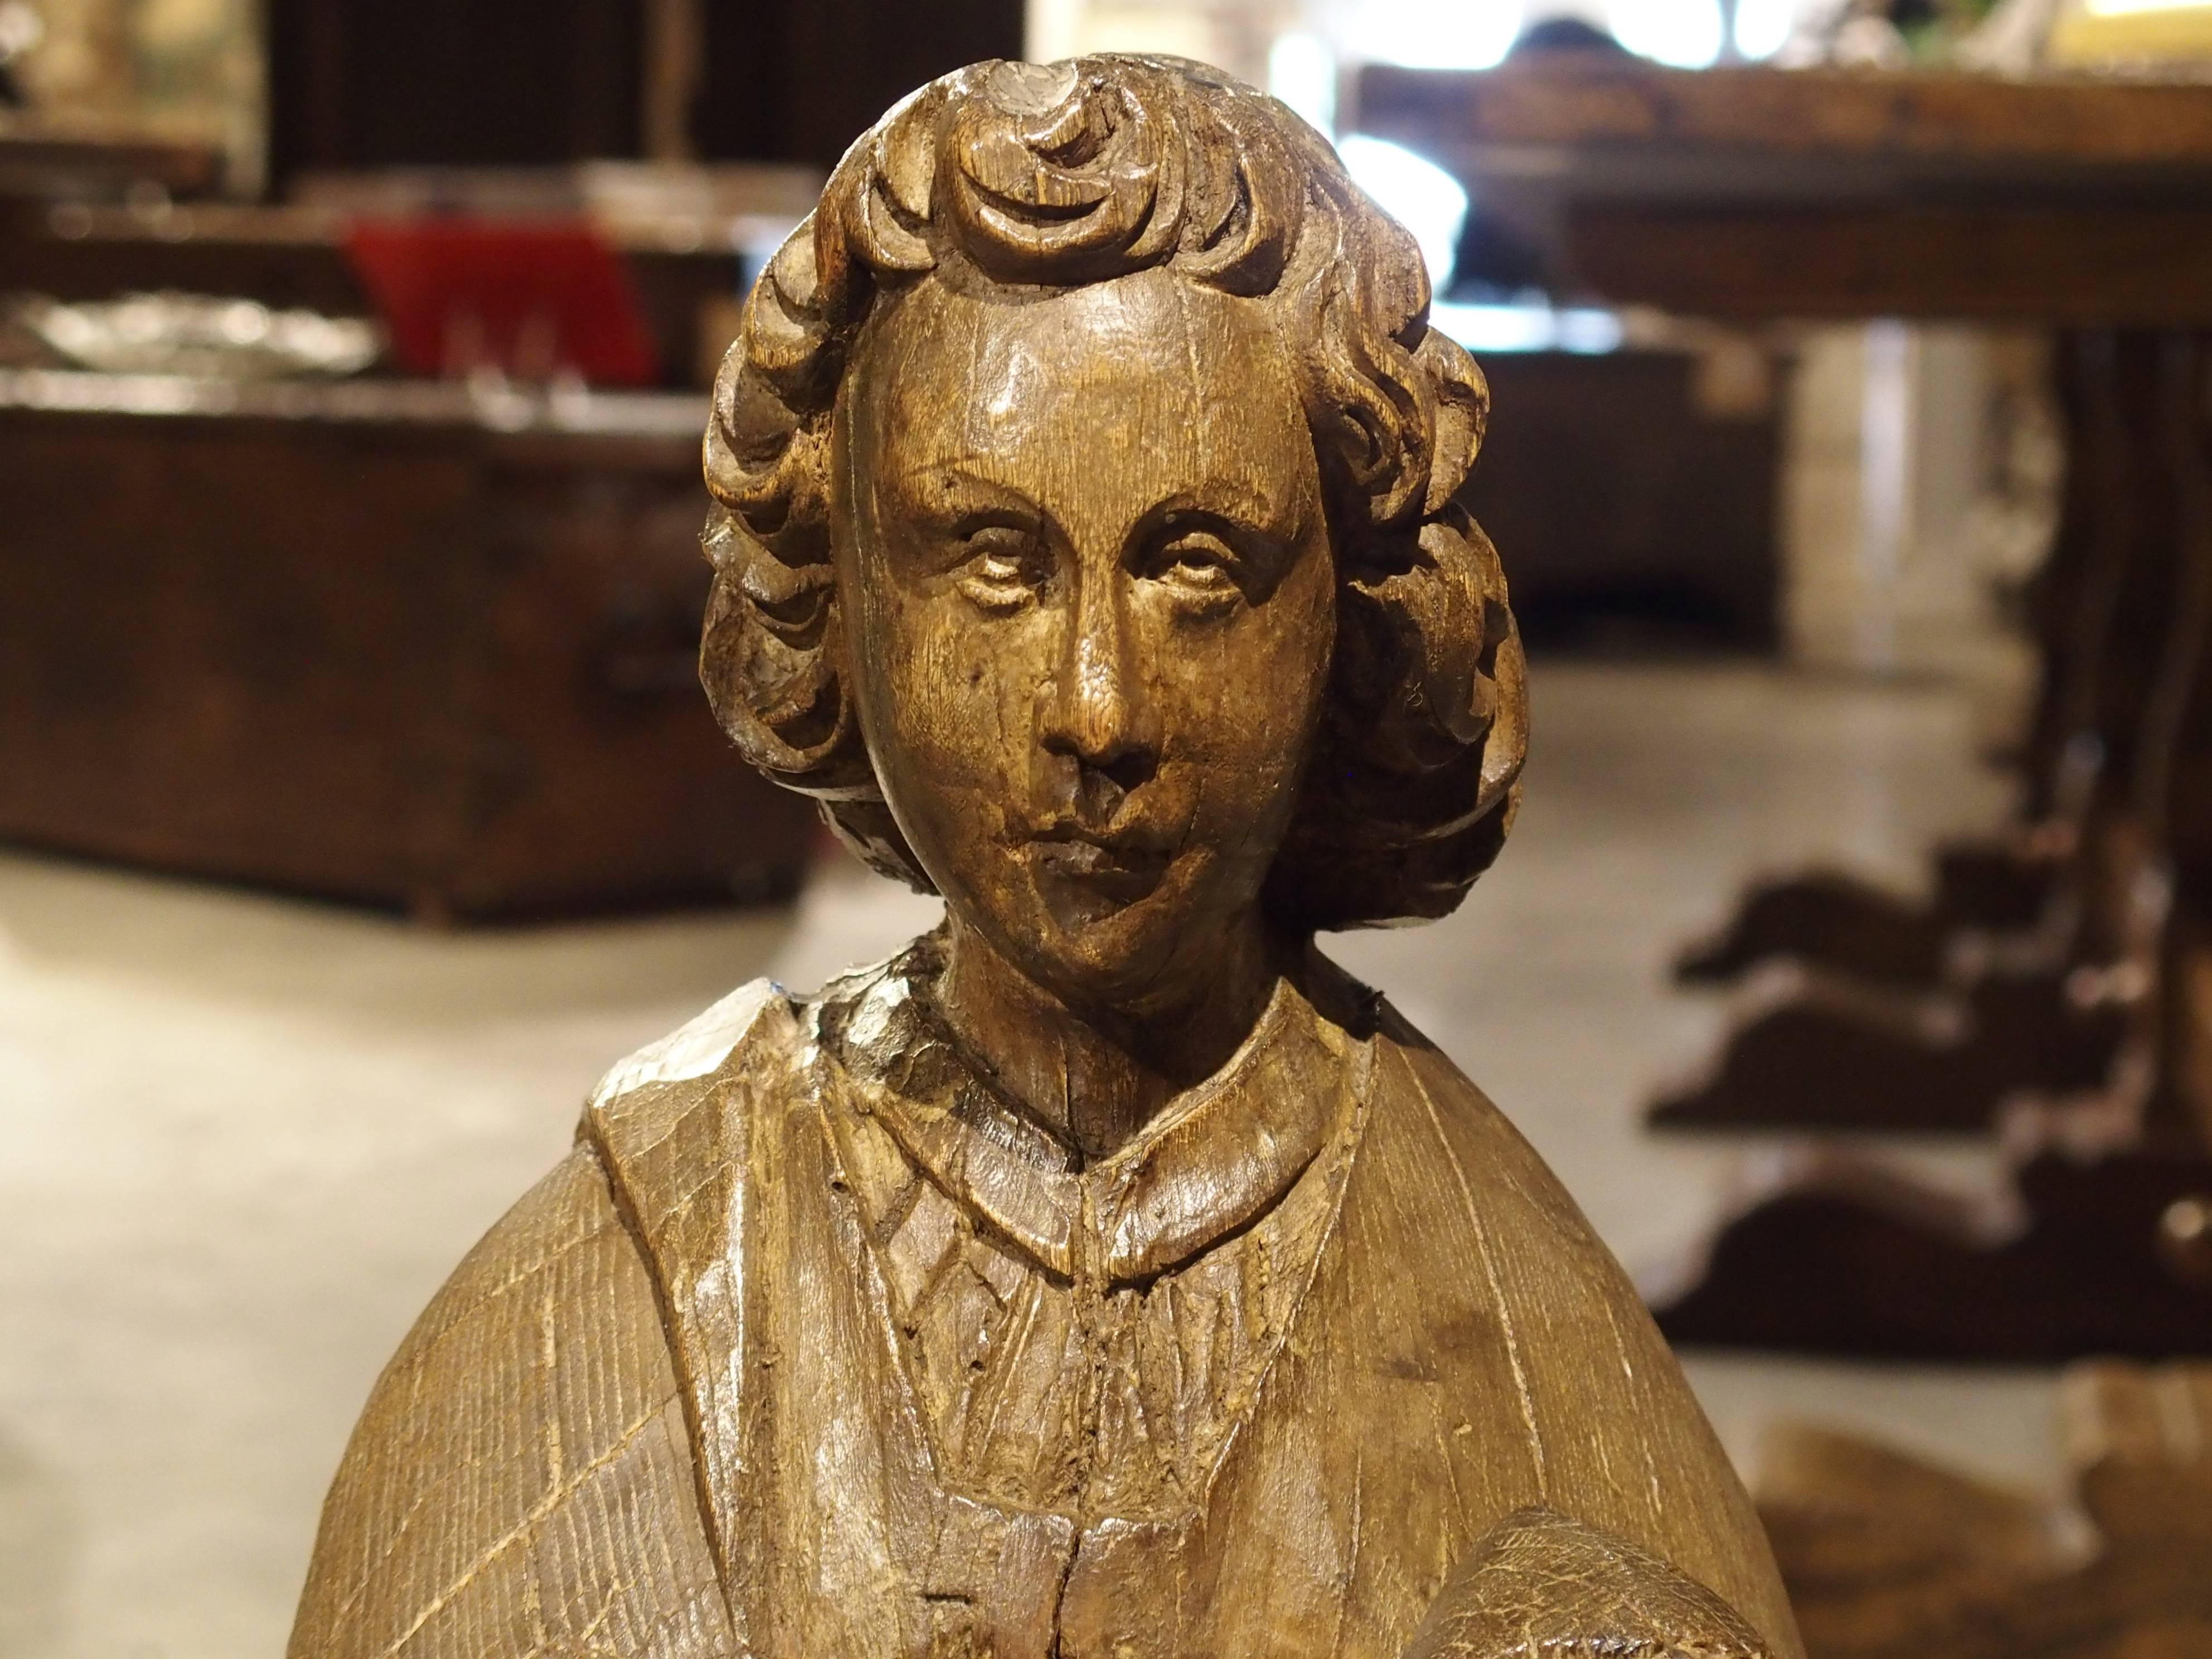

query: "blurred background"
xmin=6 ymin=1 xmax=2212 ymax=1655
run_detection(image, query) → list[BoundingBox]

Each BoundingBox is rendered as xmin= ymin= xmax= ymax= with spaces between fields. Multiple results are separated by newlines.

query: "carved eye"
xmin=957 ymin=524 xmax=1047 ymax=612
xmin=1148 ymin=530 xmax=1243 ymax=608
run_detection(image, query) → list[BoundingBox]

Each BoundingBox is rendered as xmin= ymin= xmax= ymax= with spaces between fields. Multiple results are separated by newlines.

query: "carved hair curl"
xmin=700 ymin=54 xmax=1526 ymax=929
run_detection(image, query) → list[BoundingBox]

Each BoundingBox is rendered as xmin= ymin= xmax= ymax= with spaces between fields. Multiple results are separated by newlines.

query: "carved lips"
xmin=1023 ymin=819 xmax=1173 ymax=908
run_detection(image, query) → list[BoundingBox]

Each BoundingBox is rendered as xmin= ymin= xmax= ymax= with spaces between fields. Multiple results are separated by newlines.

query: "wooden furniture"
xmin=289 ymin=57 xmax=1803 ymax=1659
xmin=1757 ymin=1361 xmax=2212 ymax=1657
xmin=0 ymin=371 xmax=816 ymax=919
xmin=1357 ymin=63 xmax=2212 ymax=327
xmin=1467 ymin=348 xmax=1781 ymax=649
xmin=1356 ymin=59 xmax=2212 ymax=1359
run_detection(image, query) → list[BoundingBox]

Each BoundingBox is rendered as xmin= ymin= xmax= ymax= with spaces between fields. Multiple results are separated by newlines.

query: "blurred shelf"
xmin=0 ymin=200 xmax=749 ymax=389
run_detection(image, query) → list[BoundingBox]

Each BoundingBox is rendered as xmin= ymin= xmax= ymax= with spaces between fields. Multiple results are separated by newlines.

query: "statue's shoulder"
xmin=584 ymin=978 xmax=804 ymax=1142
xmin=289 ymin=1142 xmax=735 ymax=1658
xmin=290 ymin=977 xmax=820 ymax=1658
xmin=579 ymin=975 xmax=817 ymax=1241
xmin=1341 ymin=982 xmax=1807 ymax=1659
xmin=1295 ymin=953 xmax=1571 ymax=1226
xmin=1362 ymin=988 xmax=1608 ymax=1245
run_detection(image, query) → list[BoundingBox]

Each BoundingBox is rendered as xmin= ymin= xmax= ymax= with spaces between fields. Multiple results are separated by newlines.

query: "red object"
xmin=343 ymin=219 xmax=661 ymax=386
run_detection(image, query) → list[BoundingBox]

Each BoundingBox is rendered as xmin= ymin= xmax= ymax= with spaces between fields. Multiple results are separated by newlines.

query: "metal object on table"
xmin=11 ymin=290 xmax=382 ymax=378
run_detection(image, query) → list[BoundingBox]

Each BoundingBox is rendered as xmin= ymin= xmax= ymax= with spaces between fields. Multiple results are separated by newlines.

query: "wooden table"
xmin=1356 ymin=65 xmax=2212 ymax=1658
xmin=1356 ymin=58 xmax=2212 ymax=1362
xmin=1357 ymin=61 xmax=2212 ymax=325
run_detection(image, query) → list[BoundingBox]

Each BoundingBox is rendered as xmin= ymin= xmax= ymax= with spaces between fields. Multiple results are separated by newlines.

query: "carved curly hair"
xmin=700 ymin=53 xmax=1526 ymax=930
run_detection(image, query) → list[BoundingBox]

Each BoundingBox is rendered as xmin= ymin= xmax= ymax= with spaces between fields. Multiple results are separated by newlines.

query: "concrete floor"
xmin=1 ymin=659 xmax=2065 ymax=1659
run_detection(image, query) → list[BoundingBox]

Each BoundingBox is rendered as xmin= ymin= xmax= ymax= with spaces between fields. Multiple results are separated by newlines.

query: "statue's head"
xmin=702 ymin=55 xmax=1526 ymax=1015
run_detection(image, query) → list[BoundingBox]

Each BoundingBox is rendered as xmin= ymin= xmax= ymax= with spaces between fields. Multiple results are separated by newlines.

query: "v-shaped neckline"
xmin=816 ymin=934 xmax=1364 ymax=1284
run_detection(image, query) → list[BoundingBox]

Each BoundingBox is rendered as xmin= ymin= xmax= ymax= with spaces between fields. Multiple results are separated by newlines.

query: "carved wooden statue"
xmin=289 ymin=56 xmax=1802 ymax=1659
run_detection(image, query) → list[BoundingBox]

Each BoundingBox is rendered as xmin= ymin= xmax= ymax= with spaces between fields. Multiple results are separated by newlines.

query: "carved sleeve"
xmin=286 ymin=1151 xmax=735 ymax=1659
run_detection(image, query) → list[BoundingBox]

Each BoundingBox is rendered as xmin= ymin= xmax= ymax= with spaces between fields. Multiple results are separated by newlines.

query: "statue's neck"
xmin=934 ymin=913 xmax=1281 ymax=1165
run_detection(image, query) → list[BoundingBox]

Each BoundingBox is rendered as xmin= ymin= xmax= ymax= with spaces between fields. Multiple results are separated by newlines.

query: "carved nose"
xmin=1041 ymin=596 xmax=1158 ymax=812
xmin=1046 ymin=734 xmax=1157 ymax=827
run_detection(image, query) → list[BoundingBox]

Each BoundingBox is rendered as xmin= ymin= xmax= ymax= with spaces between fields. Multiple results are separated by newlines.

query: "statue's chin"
xmin=1002 ymin=918 xmax=1250 ymax=1031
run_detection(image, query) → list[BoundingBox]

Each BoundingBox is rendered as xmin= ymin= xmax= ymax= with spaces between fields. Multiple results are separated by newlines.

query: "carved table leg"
xmin=1760 ymin=1363 xmax=2212 ymax=1658
xmin=1654 ymin=334 xmax=2167 ymax=1133
xmin=1652 ymin=332 xmax=2212 ymax=1360
xmin=1675 ymin=332 xmax=2137 ymax=995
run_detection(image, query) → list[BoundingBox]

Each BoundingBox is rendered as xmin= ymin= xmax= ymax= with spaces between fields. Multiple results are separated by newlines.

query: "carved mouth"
xmin=1025 ymin=833 xmax=1170 ymax=906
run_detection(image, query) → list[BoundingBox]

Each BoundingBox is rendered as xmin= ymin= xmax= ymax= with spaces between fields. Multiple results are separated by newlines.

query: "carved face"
xmin=836 ymin=266 xmax=1337 ymax=1013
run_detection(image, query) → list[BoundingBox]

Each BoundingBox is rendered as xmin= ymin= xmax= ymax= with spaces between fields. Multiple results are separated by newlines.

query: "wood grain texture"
xmin=291 ymin=1151 xmax=736 ymax=1658
xmin=297 ymin=957 xmax=1799 ymax=1657
xmin=292 ymin=55 xmax=1801 ymax=1657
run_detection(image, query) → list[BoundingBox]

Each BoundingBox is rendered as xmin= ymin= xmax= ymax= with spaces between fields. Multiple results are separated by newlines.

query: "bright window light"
xmin=1268 ymin=32 xmax=1338 ymax=135
xmin=1337 ymin=135 xmax=1468 ymax=292
xmin=1607 ymin=0 xmax=1726 ymax=66
xmin=1353 ymin=0 xmax=1526 ymax=70
xmin=2085 ymin=0 xmax=2212 ymax=13
xmin=1430 ymin=303 xmax=1625 ymax=354
xmin=1733 ymin=0 xmax=1799 ymax=57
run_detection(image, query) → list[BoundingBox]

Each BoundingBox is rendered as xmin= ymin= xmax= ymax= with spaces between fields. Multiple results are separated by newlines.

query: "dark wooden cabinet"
xmin=0 ymin=377 xmax=816 ymax=918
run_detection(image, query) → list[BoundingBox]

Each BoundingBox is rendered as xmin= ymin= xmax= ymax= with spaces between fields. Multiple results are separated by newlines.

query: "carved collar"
xmin=814 ymin=935 xmax=1369 ymax=1285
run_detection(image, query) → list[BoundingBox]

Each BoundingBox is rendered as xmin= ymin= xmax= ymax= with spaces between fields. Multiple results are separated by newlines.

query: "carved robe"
xmin=289 ymin=938 xmax=1803 ymax=1659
